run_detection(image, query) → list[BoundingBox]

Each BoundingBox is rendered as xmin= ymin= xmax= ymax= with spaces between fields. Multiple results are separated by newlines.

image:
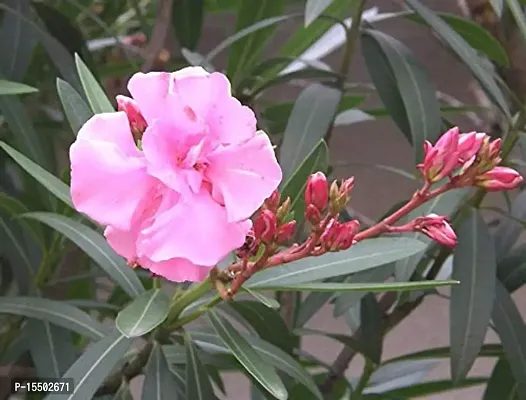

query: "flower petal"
xmin=140 ymin=257 xmax=212 ymax=282
xmin=138 ymin=189 xmax=251 ymax=265
xmin=206 ymin=132 xmax=282 ymax=222
xmin=127 ymin=71 xmax=172 ymax=123
xmin=105 ymin=225 xmax=139 ymax=263
xmin=70 ymin=113 xmax=154 ymax=230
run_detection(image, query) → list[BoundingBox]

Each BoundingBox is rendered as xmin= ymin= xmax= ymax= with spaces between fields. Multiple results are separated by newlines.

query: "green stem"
xmin=352 ymin=359 xmax=375 ymax=398
xmin=169 ymin=296 xmax=222 ymax=330
xmin=165 ymin=278 xmax=213 ymax=324
xmin=153 ymin=277 xmax=161 ymax=290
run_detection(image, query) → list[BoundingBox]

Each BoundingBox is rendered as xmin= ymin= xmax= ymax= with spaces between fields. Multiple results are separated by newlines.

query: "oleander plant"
xmin=1 ymin=0 xmax=526 ymax=399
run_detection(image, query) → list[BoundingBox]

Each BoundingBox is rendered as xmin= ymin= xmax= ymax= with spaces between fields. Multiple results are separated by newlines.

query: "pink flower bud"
xmin=116 ymin=95 xmax=148 ymax=141
xmin=417 ymin=214 xmax=457 ymax=248
xmin=457 ymin=132 xmax=486 ymax=162
xmin=305 ymin=204 xmax=322 ymax=225
xmin=419 ymin=127 xmax=460 ymax=183
xmin=475 ymin=167 xmax=523 ymax=192
xmin=253 ymin=210 xmax=277 ymax=243
xmin=320 ymin=219 xmax=341 ymax=249
xmin=339 ymin=177 xmax=355 ymax=197
xmin=264 ymin=190 xmax=281 ymax=212
xmin=334 ymin=220 xmax=360 ymax=250
xmin=305 ymin=172 xmax=329 ymax=211
xmin=276 ymin=221 xmax=297 ymax=244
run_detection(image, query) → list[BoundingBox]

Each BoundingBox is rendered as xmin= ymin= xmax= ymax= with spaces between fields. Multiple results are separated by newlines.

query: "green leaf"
xmin=28 ymin=319 xmax=77 ymax=378
xmin=75 ymin=54 xmax=114 ymax=114
xmin=114 ymin=382 xmax=134 ymax=400
xmin=0 ymin=1 xmax=80 ymax=90
xmin=172 ymin=0 xmax=204 ymax=50
xmin=404 ymin=0 xmax=510 ymax=117
xmin=0 ymin=296 xmax=107 ymax=340
xmin=385 ymin=343 xmax=503 ymax=364
xmin=0 ymin=141 xmax=72 ymax=207
xmin=450 ymin=208 xmax=497 ymax=383
xmin=116 ymin=289 xmax=170 ymax=338
xmin=142 ymin=341 xmax=185 ymax=400
xmin=360 ymin=294 xmax=383 ymax=364
xmin=252 ymin=280 xmax=458 ymax=292
xmin=491 ymin=280 xmax=526 ymax=399
xmin=227 ymin=301 xmax=293 ymax=352
xmin=207 ymin=310 xmax=287 ymax=399
xmin=279 ymin=83 xmax=341 ymax=181
xmin=226 ymin=1 xmax=285 ymax=87
xmin=408 ymin=12 xmax=509 ymax=67
xmin=334 ymin=263 xmax=393 ymax=317
xmin=394 ymin=187 xmax=469 ymax=282
xmin=494 ymin=190 xmax=526 ymax=259
xmin=362 ymin=29 xmax=441 ymax=163
xmin=0 ymin=0 xmax=37 ymax=80
xmin=185 ymin=333 xmax=217 ymax=400
xmin=376 ymin=377 xmax=488 ymax=397
xmin=24 ymin=212 xmax=145 ymax=298
xmin=244 ymin=287 xmax=280 ymax=308
xmin=498 ymin=244 xmax=526 ymax=292
xmin=0 ymin=79 xmax=37 ymax=95
xmin=187 ymin=330 xmax=322 ymax=399
xmin=506 ymin=0 xmax=526 ymax=48
xmin=279 ymin=140 xmax=328 ymax=226
xmin=57 ymin=78 xmax=93 ymax=135
xmin=45 ymin=329 xmax=132 ymax=400
xmin=305 ymin=0 xmax=334 ymax=26
xmin=483 ymin=357 xmax=519 ymax=400
xmin=247 ymin=238 xmax=426 ymax=287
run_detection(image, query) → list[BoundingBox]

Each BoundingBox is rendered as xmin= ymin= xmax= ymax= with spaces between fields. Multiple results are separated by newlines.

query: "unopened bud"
xmin=334 ymin=220 xmax=360 ymax=250
xmin=305 ymin=204 xmax=322 ymax=225
xmin=416 ymin=213 xmax=457 ymax=248
xmin=253 ymin=210 xmax=277 ymax=243
xmin=276 ymin=221 xmax=296 ymax=244
xmin=305 ymin=172 xmax=328 ymax=211
xmin=116 ymin=95 xmax=148 ymax=142
xmin=264 ymin=190 xmax=281 ymax=212
xmin=475 ymin=166 xmax=523 ymax=192
xmin=320 ymin=219 xmax=341 ymax=250
xmin=276 ymin=197 xmax=291 ymax=222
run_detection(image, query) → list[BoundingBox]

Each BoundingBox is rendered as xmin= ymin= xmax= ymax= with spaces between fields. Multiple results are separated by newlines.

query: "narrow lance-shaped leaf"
xmin=57 ymin=78 xmax=93 ymax=135
xmin=0 ymin=80 xmax=37 ymax=95
xmin=491 ymin=280 xmax=526 ymax=398
xmin=359 ymin=294 xmax=383 ymax=364
xmin=24 ymin=212 xmax=145 ymax=298
xmin=75 ymin=54 xmax=114 ymax=114
xmin=279 ymin=83 xmax=341 ymax=181
xmin=207 ymin=310 xmax=287 ymax=399
xmin=173 ymin=0 xmax=204 ymax=51
xmin=305 ymin=0 xmax=335 ymax=27
xmin=116 ymin=289 xmax=171 ymax=338
xmin=246 ymin=237 xmax=426 ymax=287
xmin=493 ymin=190 xmax=526 ymax=259
xmin=404 ymin=0 xmax=510 ymax=117
xmin=45 ymin=330 xmax=132 ymax=400
xmin=362 ymin=29 xmax=441 ymax=163
xmin=483 ymin=357 xmax=519 ymax=400
xmin=450 ymin=208 xmax=496 ymax=383
xmin=142 ymin=341 xmax=185 ymax=400
xmin=184 ymin=333 xmax=217 ymax=400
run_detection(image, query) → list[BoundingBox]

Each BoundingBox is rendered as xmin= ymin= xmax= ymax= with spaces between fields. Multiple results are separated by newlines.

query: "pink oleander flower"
xmin=475 ymin=166 xmax=523 ymax=191
xmin=416 ymin=214 xmax=457 ymax=248
xmin=305 ymin=172 xmax=328 ymax=211
xmin=419 ymin=127 xmax=460 ymax=183
xmin=70 ymin=67 xmax=282 ymax=281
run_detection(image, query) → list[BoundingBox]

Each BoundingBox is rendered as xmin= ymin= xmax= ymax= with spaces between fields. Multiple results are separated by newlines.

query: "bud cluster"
xmin=414 ymin=214 xmax=457 ymax=248
xmin=419 ymin=127 xmax=522 ymax=191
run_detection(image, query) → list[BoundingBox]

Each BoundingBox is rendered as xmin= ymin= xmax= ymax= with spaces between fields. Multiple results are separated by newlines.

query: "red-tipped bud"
xmin=418 ymin=127 xmax=460 ymax=183
xmin=236 ymin=230 xmax=258 ymax=258
xmin=416 ymin=214 xmax=457 ymax=248
xmin=264 ymin=190 xmax=281 ymax=212
xmin=305 ymin=204 xmax=322 ymax=225
xmin=339 ymin=177 xmax=355 ymax=197
xmin=475 ymin=167 xmax=523 ymax=192
xmin=253 ymin=210 xmax=277 ymax=243
xmin=305 ymin=172 xmax=328 ymax=211
xmin=333 ymin=220 xmax=360 ymax=250
xmin=320 ymin=219 xmax=341 ymax=249
xmin=276 ymin=221 xmax=296 ymax=244
xmin=117 ymin=95 xmax=148 ymax=141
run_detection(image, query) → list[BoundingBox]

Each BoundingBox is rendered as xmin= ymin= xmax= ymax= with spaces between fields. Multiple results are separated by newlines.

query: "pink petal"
xmin=140 ymin=257 xmax=212 ymax=282
xmin=127 ymin=72 xmax=171 ymax=123
xmin=138 ymin=189 xmax=251 ymax=266
xmin=70 ymin=113 xmax=154 ymax=230
xmin=205 ymin=132 xmax=282 ymax=222
xmin=105 ymin=225 xmax=139 ymax=263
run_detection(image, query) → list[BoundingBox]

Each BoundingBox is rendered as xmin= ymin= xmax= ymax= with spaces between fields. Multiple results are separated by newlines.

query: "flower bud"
xmin=320 ymin=219 xmax=341 ymax=250
xmin=276 ymin=221 xmax=297 ymax=244
xmin=418 ymin=127 xmax=460 ymax=183
xmin=276 ymin=197 xmax=291 ymax=222
xmin=475 ymin=166 xmax=523 ymax=192
xmin=253 ymin=210 xmax=277 ymax=243
xmin=236 ymin=230 xmax=258 ymax=258
xmin=117 ymin=95 xmax=148 ymax=142
xmin=264 ymin=190 xmax=281 ymax=212
xmin=333 ymin=220 xmax=360 ymax=250
xmin=457 ymin=132 xmax=485 ymax=162
xmin=416 ymin=213 xmax=457 ymax=248
xmin=305 ymin=204 xmax=322 ymax=225
xmin=305 ymin=172 xmax=328 ymax=211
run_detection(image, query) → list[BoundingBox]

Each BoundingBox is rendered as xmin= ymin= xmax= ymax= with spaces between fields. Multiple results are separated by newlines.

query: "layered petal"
xmin=70 ymin=113 xmax=154 ymax=230
xmin=138 ymin=188 xmax=251 ymax=265
xmin=205 ymin=132 xmax=282 ymax=222
xmin=140 ymin=257 xmax=212 ymax=282
xmin=127 ymin=72 xmax=171 ymax=123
